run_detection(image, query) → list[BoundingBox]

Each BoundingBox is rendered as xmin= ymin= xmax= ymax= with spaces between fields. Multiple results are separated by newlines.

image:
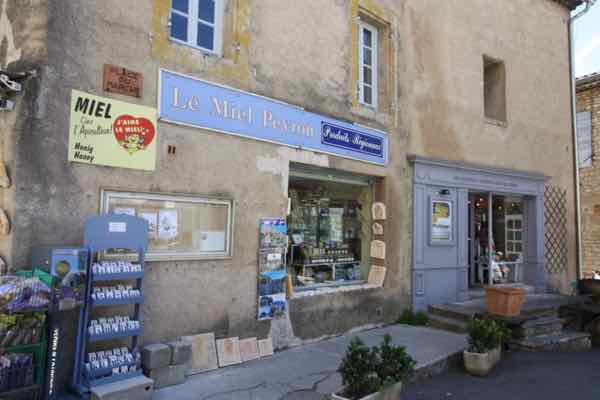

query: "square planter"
xmin=332 ymin=382 xmax=403 ymax=400
xmin=485 ymin=286 xmax=525 ymax=317
xmin=463 ymin=348 xmax=501 ymax=377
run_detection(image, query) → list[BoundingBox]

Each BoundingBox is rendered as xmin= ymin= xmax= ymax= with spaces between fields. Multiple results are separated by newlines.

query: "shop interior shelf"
xmin=91 ymin=295 xmax=144 ymax=307
xmin=92 ymin=271 xmax=144 ymax=282
xmin=293 ymin=261 xmax=360 ymax=268
xmin=88 ymin=328 xmax=142 ymax=343
xmin=0 ymin=342 xmax=44 ymax=353
xmin=294 ymin=279 xmax=367 ymax=292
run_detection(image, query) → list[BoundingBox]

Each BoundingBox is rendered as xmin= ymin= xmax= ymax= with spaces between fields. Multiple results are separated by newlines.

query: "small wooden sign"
xmin=103 ymin=64 xmax=143 ymax=98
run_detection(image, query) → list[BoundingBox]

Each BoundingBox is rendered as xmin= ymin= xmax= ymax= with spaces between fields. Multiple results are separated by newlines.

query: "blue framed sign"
xmin=158 ymin=69 xmax=388 ymax=165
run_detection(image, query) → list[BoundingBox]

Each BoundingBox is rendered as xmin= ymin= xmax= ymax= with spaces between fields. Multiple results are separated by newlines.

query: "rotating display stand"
xmin=72 ymin=214 xmax=148 ymax=395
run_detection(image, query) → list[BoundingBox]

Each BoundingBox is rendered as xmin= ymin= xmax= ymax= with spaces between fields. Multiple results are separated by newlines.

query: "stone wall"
xmin=577 ymin=82 xmax=600 ymax=277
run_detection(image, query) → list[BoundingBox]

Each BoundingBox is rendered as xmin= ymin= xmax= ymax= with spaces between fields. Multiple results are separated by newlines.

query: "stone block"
xmin=145 ymin=364 xmax=186 ymax=389
xmin=168 ymin=340 xmax=192 ymax=365
xmin=239 ymin=337 xmax=259 ymax=362
xmin=91 ymin=375 xmax=153 ymax=400
xmin=181 ymin=332 xmax=219 ymax=375
xmin=142 ymin=343 xmax=171 ymax=370
xmin=216 ymin=337 xmax=242 ymax=367
xmin=258 ymin=337 xmax=274 ymax=357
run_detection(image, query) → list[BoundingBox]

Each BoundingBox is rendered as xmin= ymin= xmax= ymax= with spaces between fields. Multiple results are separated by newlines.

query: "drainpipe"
xmin=569 ymin=0 xmax=595 ymax=281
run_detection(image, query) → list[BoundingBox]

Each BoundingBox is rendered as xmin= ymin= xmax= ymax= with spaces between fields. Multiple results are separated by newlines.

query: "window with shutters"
xmin=170 ymin=0 xmax=224 ymax=56
xmin=577 ymin=111 xmax=593 ymax=168
xmin=358 ymin=21 xmax=378 ymax=108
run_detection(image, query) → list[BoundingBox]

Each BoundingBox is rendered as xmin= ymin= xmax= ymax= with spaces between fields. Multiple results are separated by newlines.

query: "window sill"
xmin=291 ymin=281 xmax=381 ymax=299
xmin=350 ymin=105 xmax=392 ymax=126
xmin=484 ymin=117 xmax=508 ymax=128
xmin=169 ymin=37 xmax=222 ymax=58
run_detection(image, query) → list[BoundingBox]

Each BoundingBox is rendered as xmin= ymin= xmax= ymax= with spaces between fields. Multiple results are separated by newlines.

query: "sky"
xmin=574 ymin=2 xmax=600 ymax=77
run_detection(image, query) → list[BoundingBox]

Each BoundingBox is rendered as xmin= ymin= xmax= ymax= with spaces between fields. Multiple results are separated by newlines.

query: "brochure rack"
xmin=72 ymin=215 xmax=148 ymax=394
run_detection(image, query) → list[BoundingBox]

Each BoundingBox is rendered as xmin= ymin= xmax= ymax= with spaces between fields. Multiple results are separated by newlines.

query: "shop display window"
xmin=287 ymin=175 xmax=373 ymax=290
xmin=101 ymin=190 xmax=233 ymax=260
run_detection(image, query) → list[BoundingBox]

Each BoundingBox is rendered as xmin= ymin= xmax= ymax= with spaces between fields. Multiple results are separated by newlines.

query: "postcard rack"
xmin=72 ymin=214 xmax=148 ymax=394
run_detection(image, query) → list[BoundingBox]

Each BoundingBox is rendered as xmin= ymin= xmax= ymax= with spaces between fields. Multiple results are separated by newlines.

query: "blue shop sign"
xmin=158 ymin=69 xmax=388 ymax=165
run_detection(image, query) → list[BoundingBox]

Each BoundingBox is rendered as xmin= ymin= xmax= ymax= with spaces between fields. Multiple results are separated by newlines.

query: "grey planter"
xmin=463 ymin=347 xmax=501 ymax=376
xmin=332 ymin=382 xmax=403 ymax=400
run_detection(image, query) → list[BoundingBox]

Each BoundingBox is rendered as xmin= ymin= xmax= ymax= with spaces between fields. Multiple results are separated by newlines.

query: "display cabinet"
xmin=72 ymin=215 xmax=148 ymax=394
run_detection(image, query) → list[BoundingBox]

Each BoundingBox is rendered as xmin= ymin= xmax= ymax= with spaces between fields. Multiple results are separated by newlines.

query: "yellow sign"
xmin=68 ymin=90 xmax=157 ymax=171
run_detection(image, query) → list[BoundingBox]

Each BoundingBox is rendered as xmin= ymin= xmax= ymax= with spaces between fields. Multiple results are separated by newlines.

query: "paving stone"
xmin=167 ymin=340 xmax=192 ymax=365
xmin=142 ymin=343 xmax=171 ymax=370
xmin=145 ymin=364 xmax=186 ymax=389
xmin=91 ymin=375 xmax=153 ymax=400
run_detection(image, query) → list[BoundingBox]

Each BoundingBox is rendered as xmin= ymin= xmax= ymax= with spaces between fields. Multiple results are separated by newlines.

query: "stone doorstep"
xmin=91 ymin=375 xmax=154 ymax=400
xmin=428 ymin=314 xmax=469 ymax=334
xmin=510 ymin=331 xmax=592 ymax=352
xmin=428 ymin=305 xmax=477 ymax=322
xmin=515 ymin=316 xmax=565 ymax=339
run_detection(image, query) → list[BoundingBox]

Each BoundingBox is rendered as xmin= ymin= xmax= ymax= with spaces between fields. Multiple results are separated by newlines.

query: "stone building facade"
xmin=0 ymin=0 xmax=581 ymax=393
xmin=577 ymin=72 xmax=600 ymax=277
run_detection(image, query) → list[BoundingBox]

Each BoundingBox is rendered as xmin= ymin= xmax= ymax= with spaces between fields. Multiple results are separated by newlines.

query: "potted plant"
xmin=463 ymin=318 xmax=511 ymax=376
xmin=333 ymin=334 xmax=416 ymax=400
xmin=485 ymin=286 xmax=525 ymax=317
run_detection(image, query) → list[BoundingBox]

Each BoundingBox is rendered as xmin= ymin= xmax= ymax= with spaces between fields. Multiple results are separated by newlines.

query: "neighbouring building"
xmin=0 ymin=0 xmax=581 ymax=394
xmin=577 ymin=72 xmax=600 ymax=277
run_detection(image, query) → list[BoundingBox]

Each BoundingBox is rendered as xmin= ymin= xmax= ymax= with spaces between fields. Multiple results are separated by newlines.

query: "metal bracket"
xmin=0 ymin=73 xmax=21 ymax=92
xmin=0 ymin=98 xmax=14 ymax=111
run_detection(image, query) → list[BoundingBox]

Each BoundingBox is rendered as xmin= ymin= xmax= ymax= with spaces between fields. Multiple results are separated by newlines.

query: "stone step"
xmin=428 ymin=304 xmax=476 ymax=322
xmin=510 ymin=331 xmax=591 ymax=352
xmin=429 ymin=314 xmax=469 ymax=334
xmin=91 ymin=375 xmax=154 ymax=400
xmin=514 ymin=316 xmax=564 ymax=339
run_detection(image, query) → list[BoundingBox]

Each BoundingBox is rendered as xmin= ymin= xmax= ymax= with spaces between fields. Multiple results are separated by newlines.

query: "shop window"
xmin=358 ymin=21 xmax=378 ymax=108
xmin=577 ymin=111 xmax=593 ymax=168
xmin=170 ymin=0 xmax=224 ymax=55
xmin=483 ymin=56 xmax=507 ymax=123
xmin=101 ymin=190 xmax=233 ymax=260
xmin=287 ymin=168 xmax=374 ymax=291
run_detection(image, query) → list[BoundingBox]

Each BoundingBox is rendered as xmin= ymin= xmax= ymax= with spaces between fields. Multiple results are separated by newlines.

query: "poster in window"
xmin=113 ymin=207 xmax=136 ymax=216
xmin=158 ymin=209 xmax=178 ymax=240
xmin=431 ymin=201 xmax=452 ymax=242
xmin=139 ymin=211 xmax=158 ymax=239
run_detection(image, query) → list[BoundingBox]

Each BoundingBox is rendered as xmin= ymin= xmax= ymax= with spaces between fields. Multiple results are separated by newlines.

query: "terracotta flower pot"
xmin=485 ymin=286 xmax=525 ymax=317
xmin=463 ymin=348 xmax=500 ymax=376
xmin=332 ymin=382 xmax=403 ymax=400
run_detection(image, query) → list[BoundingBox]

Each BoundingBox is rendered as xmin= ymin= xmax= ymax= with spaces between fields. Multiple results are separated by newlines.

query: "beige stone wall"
xmin=0 ymin=0 xmax=575 ymax=349
xmin=402 ymin=0 xmax=575 ymax=292
xmin=577 ymin=84 xmax=600 ymax=277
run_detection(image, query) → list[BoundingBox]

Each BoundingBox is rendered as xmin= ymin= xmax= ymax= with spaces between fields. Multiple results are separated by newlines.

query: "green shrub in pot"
xmin=464 ymin=317 xmax=511 ymax=376
xmin=467 ymin=317 xmax=511 ymax=353
xmin=336 ymin=334 xmax=416 ymax=399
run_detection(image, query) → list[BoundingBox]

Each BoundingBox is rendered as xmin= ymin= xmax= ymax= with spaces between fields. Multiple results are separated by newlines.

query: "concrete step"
xmin=429 ymin=314 xmax=469 ymax=334
xmin=91 ymin=375 xmax=154 ymax=400
xmin=510 ymin=331 xmax=591 ymax=352
xmin=428 ymin=304 xmax=476 ymax=322
xmin=514 ymin=316 xmax=564 ymax=339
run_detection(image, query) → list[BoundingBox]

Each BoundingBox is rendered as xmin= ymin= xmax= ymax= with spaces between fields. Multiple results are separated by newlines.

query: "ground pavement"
xmin=153 ymin=324 xmax=467 ymax=400
xmin=403 ymin=347 xmax=600 ymax=400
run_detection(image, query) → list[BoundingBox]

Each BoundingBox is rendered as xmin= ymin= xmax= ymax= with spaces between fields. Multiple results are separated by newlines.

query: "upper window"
xmin=170 ymin=0 xmax=224 ymax=55
xmin=577 ymin=111 xmax=593 ymax=168
xmin=358 ymin=21 xmax=378 ymax=108
xmin=483 ymin=56 xmax=507 ymax=123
